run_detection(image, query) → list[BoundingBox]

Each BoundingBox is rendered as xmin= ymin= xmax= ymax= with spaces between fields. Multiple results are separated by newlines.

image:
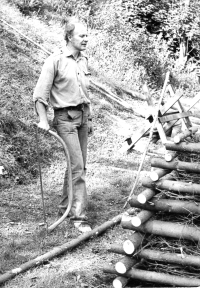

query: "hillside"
xmin=0 ymin=1 xmax=151 ymax=287
xmin=1 ymin=0 xmax=200 ymax=287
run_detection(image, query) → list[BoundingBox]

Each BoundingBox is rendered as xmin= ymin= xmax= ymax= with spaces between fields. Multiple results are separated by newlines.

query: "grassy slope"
xmin=2 ymin=1 xmax=200 ymax=288
xmin=0 ymin=1 xmax=152 ymax=287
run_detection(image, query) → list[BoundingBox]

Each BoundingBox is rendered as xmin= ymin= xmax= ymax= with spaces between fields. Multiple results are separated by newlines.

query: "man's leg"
xmin=53 ymin=109 xmax=88 ymax=221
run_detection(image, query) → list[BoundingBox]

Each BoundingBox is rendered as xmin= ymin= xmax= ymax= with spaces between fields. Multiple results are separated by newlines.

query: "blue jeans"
xmin=53 ymin=106 xmax=89 ymax=221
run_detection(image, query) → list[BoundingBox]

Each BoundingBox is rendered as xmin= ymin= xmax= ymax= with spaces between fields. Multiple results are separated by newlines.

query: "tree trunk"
xmin=129 ymin=196 xmax=200 ymax=215
xmin=151 ymin=157 xmax=200 ymax=174
xmin=142 ymin=177 xmax=200 ymax=195
xmin=165 ymin=141 xmax=200 ymax=154
xmin=103 ymin=264 xmax=200 ymax=287
xmin=122 ymin=219 xmax=200 ymax=242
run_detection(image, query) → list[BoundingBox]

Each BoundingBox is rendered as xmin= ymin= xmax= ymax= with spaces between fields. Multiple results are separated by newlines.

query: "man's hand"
xmin=37 ymin=120 xmax=50 ymax=131
xmin=35 ymin=102 xmax=50 ymax=131
xmin=88 ymin=120 xmax=94 ymax=136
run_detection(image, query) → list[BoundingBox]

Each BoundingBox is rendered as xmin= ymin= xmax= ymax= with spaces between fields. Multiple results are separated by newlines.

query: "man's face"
xmin=70 ymin=23 xmax=88 ymax=51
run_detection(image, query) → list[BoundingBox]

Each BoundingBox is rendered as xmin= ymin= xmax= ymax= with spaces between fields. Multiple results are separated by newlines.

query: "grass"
xmin=1 ymin=0 xmax=200 ymax=287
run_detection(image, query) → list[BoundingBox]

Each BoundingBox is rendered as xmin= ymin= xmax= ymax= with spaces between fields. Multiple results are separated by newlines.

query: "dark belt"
xmin=54 ymin=103 xmax=87 ymax=112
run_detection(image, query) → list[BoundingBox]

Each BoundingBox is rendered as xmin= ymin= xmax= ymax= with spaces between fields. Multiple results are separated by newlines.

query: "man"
xmin=33 ymin=17 xmax=93 ymax=233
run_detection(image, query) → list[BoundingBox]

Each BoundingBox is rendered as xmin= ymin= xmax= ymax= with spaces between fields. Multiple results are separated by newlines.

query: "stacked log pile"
xmin=103 ymin=128 xmax=200 ymax=287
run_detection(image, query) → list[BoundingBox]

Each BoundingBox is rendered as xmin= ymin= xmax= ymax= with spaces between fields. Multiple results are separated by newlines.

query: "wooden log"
xmin=108 ymin=243 xmax=125 ymax=255
xmin=142 ymin=177 xmax=200 ymax=195
xmin=123 ymin=233 xmax=145 ymax=255
xmin=103 ymin=264 xmax=200 ymax=287
xmin=115 ymin=256 xmax=138 ymax=274
xmin=150 ymin=168 xmax=171 ymax=181
xmin=165 ymin=141 xmax=200 ymax=154
xmin=137 ymin=188 xmax=156 ymax=204
xmin=109 ymin=246 xmax=200 ymax=268
xmin=109 ymin=245 xmax=200 ymax=268
xmin=122 ymin=219 xmax=200 ymax=242
xmin=113 ymin=276 xmax=129 ymax=288
xmin=151 ymin=157 xmax=200 ymax=174
xmin=173 ymin=127 xmax=198 ymax=144
xmin=129 ymin=197 xmax=200 ymax=215
xmin=131 ymin=210 xmax=154 ymax=227
xmin=164 ymin=150 xmax=177 ymax=162
xmin=136 ymin=171 xmax=175 ymax=203
xmin=139 ymin=249 xmax=200 ymax=268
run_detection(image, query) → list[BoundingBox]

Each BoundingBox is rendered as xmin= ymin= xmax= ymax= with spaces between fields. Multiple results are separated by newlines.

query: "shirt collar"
xmin=63 ymin=46 xmax=88 ymax=59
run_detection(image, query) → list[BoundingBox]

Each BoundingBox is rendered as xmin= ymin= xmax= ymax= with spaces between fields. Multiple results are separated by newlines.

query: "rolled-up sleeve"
xmin=33 ymin=56 xmax=55 ymax=108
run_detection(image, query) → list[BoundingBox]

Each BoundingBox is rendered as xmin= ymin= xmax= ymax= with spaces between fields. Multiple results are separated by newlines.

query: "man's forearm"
xmin=36 ymin=101 xmax=48 ymax=123
xmin=35 ymin=101 xmax=50 ymax=130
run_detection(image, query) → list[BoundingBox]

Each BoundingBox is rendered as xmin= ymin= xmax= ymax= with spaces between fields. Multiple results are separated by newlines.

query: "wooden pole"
xmin=103 ymin=264 xmax=200 ymax=287
xmin=122 ymin=219 xmax=200 ymax=242
xmin=129 ymin=197 xmax=200 ymax=215
xmin=142 ymin=177 xmax=200 ymax=195
xmin=165 ymin=141 xmax=200 ymax=154
xmin=151 ymin=157 xmax=200 ymax=174
xmin=173 ymin=127 xmax=198 ymax=144
xmin=123 ymin=71 xmax=170 ymax=208
xmin=0 ymin=215 xmax=122 ymax=285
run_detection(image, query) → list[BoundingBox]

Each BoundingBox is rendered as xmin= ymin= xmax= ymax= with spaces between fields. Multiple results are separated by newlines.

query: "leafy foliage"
xmin=122 ymin=0 xmax=200 ymax=59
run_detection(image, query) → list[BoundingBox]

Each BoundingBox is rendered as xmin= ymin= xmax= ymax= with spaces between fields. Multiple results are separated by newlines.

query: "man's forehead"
xmin=74 ymin=23 xmax=87 ymax=33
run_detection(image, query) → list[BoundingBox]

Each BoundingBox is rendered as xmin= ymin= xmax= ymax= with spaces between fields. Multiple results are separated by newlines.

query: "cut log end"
xmin=113 ymin=277 xmax=129 ymax=288
xmin=115 ymin=262 xmax=127 ymax=274
xmin=150 ymin=171 xmax=159 ymax=181
xmin=123 ymin=240 xmax=135 ymax=255
xmin=137 ymin=194 xmax=146 ymax=204
xmin=165 ymin=153 xmax=173 ymax=162
xmin=174 ymin=135 xmax=181 ymax=144
xmin=131 ymin=216 xmax=142 ymax=227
